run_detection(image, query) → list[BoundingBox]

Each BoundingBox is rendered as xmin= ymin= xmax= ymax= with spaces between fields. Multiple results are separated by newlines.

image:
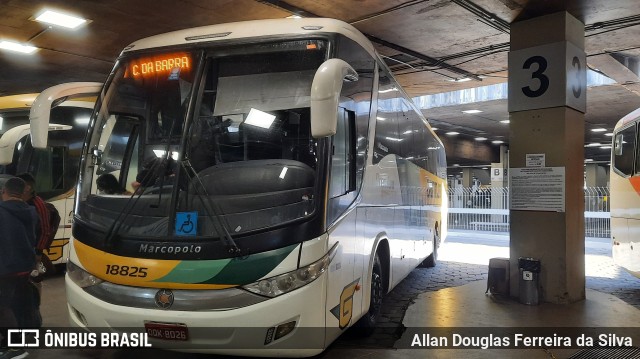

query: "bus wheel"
xmin=355 ymin=252 xmax=384 ymax=335
xmin=422 ymin=229 xmax=439 ymax=268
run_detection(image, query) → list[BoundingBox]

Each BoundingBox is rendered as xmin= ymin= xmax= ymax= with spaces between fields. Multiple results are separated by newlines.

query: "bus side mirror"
xmin=614 ymin=134 xmax=623 ymax=156
xmin=30 ymin=82 xmax=102 ymax=149
xmin=310 ymin=59 xmax=358 ymax=138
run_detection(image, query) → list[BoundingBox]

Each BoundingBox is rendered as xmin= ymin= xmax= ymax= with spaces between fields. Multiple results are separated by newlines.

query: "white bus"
xmin=40 ymin=18 xmax=447 ymax=356
xmin=610 ymin=108 xmax=640 ymax=278
xmin=0 ymin=83 xmax=100 ymax=265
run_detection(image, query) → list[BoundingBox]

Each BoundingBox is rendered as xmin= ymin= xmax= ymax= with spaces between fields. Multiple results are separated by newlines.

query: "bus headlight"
xmin=243 ymin=243 xmax=337 ymax=298
xmin=67 ymin=261 xmax=104 ymax=288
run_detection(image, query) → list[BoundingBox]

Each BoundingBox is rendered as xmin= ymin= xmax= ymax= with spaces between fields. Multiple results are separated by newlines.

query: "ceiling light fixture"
xmin=431 ymin=127 xmax=438 ymax=131
xmin=448 ymin=78 xmax=472 ymax=82
xmin=34 ymin=10 xmax=87 ymax=29
xmin=245 ymin=108 xmax=276 ymax=129
xmin=475 ymin=137 xmax=487 ymax=141
xmin=462 ymin=109 xmax=482 ymax=114
xmin=492 ymin=140 xmax=504 ymax=144
xmin=605 ymin=133 xmax=614 ymax=137
xmin=591 ymin=128 xmax=607 ymax=132
xmin=446 ymin=131 xmax=459 ymax=136
xmin=600 ymin=145 xmax=611 ymax=149
xmin=0 ymin=41 xmax=38 ymax=54
xmin=500 ymin=120 xmax=510 ymax=124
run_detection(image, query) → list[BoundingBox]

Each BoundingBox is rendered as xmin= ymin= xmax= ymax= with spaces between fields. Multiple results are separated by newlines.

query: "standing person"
xmin=15 ymin=174 xmax=51 ymax=262
xmin=0 ymin=177 xmax=37 ymax=359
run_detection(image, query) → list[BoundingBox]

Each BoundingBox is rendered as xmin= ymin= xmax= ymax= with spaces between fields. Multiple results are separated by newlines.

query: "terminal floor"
xmin=29 ymin=231 xmax=640 ymax=358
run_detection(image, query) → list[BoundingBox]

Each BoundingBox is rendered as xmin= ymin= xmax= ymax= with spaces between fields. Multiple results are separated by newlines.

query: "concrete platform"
xmin=390 ymin=280 xmax=640 ymax=358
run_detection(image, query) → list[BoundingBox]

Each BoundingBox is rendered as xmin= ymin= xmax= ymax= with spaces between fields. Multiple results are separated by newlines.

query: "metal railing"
xmin=448 ymin=186 xmax=610 ymax=238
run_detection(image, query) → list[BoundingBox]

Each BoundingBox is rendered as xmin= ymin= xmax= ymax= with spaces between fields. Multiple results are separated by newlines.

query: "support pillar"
xmin=585 ymin=163 xmax=607 ymax=187
xmin=491 ymin=145 xmax=509 ymax=218
xmin=462 ymin=168 xmax=473 ymax=188
xmin=508 ymin=12 xmax=586 ymax=303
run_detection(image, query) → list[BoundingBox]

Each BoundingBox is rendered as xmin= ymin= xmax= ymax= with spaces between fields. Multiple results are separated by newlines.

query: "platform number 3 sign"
xmin=508 ymin=41 xmax=586 ymax=113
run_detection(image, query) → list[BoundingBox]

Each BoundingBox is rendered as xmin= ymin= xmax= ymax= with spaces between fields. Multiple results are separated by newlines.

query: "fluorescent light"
xmin=591 ymin=128 xmax=607 ymax=132
xmin=584 ymin=159 xmax=593 ymax=162
xmin=0 ymin=41 xmax=38 ymax=54
xmin=492 ymin=140 xmax=504 ymax=144
xmin=475 ymin=137 xmax=487 ymax=141
xmin=446 ymin=131 xmax=459 ymax=136
xmin=245 ymin=108 xmax=276 ymax=129
xmin=376 ymin=117 xmax=386 ymax=121
xmin=75 ymin=117 xmax=90 ymax=125
xmin=0 ymin=116 xmax=3 ymax=131
xmin=481 ymin=167 xmax=488 ymax=170
xmin=462 ymin=110 xmax=482 ymax=114
xmin=152 ymin=150 xmax=179 ymax=160
xmin=35 ymin=10 xmax=87 ymax=29
xmin=600 ymin=145 xmax=611 ymax=149
xmin=385 ymin=137 xmax=403 ymax=142
xmin=431 ymin=127 xmax=438 ymax=131
xmin=500 ymin=120 xmax=510 ymax=124
xmin=403 ymin=130 xmax=413 ymax=135
xmin=379 ymin=87 xmax=398 ymax=93
xmin=453 ymin=164 xmax=460 ymax=167
xmin=585 ymin=143 xmax=601 ymax=147
xmin=605 ymin=133 xmax=614 ymax=137
xmin=279 ymin=167 xmax=288 ymax=179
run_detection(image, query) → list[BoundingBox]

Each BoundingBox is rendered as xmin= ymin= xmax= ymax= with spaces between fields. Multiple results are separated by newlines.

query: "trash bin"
xmin=486 ymin=257 xmax=510 ymax=296
xmin=518 ymin=257 xmax=541 ymax=305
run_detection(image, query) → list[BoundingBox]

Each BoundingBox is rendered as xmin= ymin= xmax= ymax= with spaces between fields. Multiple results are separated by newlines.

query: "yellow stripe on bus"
xmin=73 ymin=240 xmax=236 ymax=290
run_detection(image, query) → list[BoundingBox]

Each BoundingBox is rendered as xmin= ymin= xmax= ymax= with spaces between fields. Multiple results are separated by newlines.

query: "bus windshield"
xmin=77 ymin=40 xmax=327 ymax=241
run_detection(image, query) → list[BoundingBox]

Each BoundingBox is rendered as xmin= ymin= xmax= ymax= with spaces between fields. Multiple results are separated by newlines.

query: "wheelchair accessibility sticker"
xmin=175 ymin=211 xmax=197 ymax=236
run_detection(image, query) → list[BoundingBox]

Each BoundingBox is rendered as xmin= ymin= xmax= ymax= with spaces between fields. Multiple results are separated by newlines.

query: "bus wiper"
xmin=180 ymin=159 xmax=241 ymax=254
xmin=103 ymin=158 xmax=166 ymax=247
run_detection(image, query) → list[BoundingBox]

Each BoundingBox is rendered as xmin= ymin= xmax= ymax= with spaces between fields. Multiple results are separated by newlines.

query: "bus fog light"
xmin=71 ymin=306 xmax=88 ymax=326
xmin=264 ymin=321 xmax=297 ymax=345
xmin=274 ymin=321 xmax=296 ymax=341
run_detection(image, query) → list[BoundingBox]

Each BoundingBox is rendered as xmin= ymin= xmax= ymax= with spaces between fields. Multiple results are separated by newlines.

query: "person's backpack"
xmin=43 ymin=202 xmax=61 ymax=250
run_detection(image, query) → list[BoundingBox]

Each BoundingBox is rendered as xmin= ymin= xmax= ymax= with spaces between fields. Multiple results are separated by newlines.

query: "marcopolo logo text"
xmin=139 ymin=244 xmax=202 ymax=254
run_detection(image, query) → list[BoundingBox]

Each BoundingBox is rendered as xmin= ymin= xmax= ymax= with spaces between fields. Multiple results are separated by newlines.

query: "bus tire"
xmin=422 ymin=231 xmax=439 ymax=268
xmin=355 ymin=252 xmax=384 ymax=336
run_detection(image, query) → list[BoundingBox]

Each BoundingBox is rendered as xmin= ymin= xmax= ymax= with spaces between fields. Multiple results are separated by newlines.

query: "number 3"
xmin=521 ymin=56 xmax=549 ymax=98
xmin=572 ymin=56 xmax=582 ymax=98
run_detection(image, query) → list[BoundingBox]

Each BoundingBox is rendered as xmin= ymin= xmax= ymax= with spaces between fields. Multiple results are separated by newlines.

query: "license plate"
xmin=144 ymin=322 xmax=189 ymax=341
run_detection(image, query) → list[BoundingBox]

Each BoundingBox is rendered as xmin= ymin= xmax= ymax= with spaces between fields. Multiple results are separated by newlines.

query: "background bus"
xmin=0 ymin=82 xmax=101 ymax=265
xmin=610 ymin=107 xmax=640 ymax=278
xmin=53 ymin=18 xmax=447 ymax=356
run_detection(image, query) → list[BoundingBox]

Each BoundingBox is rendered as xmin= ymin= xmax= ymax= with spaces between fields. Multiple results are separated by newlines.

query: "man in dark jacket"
xmin=0 ymin=177 xmax=37 ymax=358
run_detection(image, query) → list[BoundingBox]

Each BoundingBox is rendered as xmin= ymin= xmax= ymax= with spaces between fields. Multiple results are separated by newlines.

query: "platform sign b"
xmin=175 ymin=211 xmax=197 ymax=236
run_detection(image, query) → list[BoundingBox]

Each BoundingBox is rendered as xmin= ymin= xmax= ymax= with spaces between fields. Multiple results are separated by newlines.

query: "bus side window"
xmin=613 ymin=124 xmax=636 ymax=176
xmin=329 ymin=108 xmax=356 ymax=198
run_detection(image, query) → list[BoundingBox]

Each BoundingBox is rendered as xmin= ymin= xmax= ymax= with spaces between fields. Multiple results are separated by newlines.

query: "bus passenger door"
xmin=325 ymin=108 xmax=363 ymax=341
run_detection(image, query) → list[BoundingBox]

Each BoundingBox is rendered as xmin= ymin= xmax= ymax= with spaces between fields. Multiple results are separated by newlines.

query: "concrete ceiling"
xmin=1 ymin=0 xmax=640 ymax=167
